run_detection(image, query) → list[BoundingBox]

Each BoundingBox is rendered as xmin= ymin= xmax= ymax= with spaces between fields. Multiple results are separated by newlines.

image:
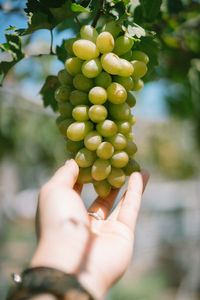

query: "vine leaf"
xmin=71 ymin=3 xmax=90 ymax=12
xmin=139 ymin=0 xmax=162 ymax=21
xmin=56 ymin=40 xmax=68 ymax=63
xmin=39 ymin=75 xmax=59 ymax=111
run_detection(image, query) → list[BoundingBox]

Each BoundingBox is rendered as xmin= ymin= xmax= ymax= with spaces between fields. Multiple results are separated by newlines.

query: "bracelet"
xmin=7 ymin=266 xmax=94 ymax=300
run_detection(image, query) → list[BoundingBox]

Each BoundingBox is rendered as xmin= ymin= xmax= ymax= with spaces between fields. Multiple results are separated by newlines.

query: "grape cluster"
xmin=55 ymin=22 xmax=149 ymax=197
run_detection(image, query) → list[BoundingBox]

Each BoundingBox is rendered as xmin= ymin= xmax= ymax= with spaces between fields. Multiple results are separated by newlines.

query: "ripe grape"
xmin=66 ymin=140 xmax=84 ymax=154
xmin=84 ymin=131 xmax=102 ymax=151
xmin=75 ymin=148 xmax=96 ymax=168
xmin=124 ymin=140 xmax=137 ymax=156
xmin=73 ymin=73 xmax=93 ymax=92
xmin=65 ymin=37 xmax=78 ymax=55
xmin=69 ymin=90 xmax=89 ymax=105
xmin=80 ymin=25 xmax=98 ymax=43
xmin=93 ymin=180 xmax=111 ymax=197
xmin=89 ymin=86 xmax=107 ymax=104
xmin=123 ymin=158 xmax=141 ymax=175
xmin=114 ymin=36 xmax=134 ymax=56
xmin=78 ymin=167 xmax=93 ymax=184
xmin=65 ymin=57 xmax=83 ymax=75
xmin=126 ymin=132 xmax=134 ymax=140
xmin=58 ymin=102 xmax=73 ymax=118
xmin=109 ymin=102 xmax=130 ymax=121
xmin=82 ymin=58 xmax=102 ymax=78
xmin=96 ymin=141 xmax=114 ymax=159
xmin=111 ymin=151 xmax=129 ymax=168
xmin=58 ymin=118 xmax=74 ymax=136
xmin=94 ymin=72 xmax=112 ymax=89
xmin=121 ymin=50 xmax=132 ymax=61
xmin=72 ymin=105 xmax=89 ymax=121
xmin=118 ymin=59 xmax=134 ymax=77
xmin=96 ymin=120 xmax=117 ymax=137
xmin=101 ymin=53 xmax=121 ymax=75
xmin=67 ymin=121 xmax=93 ymax=141
xmin=107 ymin=82 xmax=127 ymax=104
xmin=107 ymin=133 xmax=127 ymax=150
xmin=132 ymin=50 xmax=149 ymax=64
xmin=107 ymin=168 xmax=126 ymax=188
xmin=96 ymin=32 xmax=114 ymax=53
xmin=113 ymin=76 xmax=134 ymax=91
xmin=128 ymin=115 xmax=136 ymax=125
xmin=55 ymin=85 xmax=71 ymax=103
xmin=102 ymin=21 xmax=121 ymax=38
xmin=131 ymin=60 xmax=147 ymax=79
xmin=126 ymin=91 xmax=136 ymax=107
xmin=91 ymin=159 xmax=111 ymax=181
xmin=73 ymin=39 xmax=99 ymax=60
xmin=132 ymin=79 xmax=144 ymax=91
xmin=58 ymin=69 xmax=73 ymax=85
xmin=117 ymin=121 xmax=131 ymax=135
xmin=88 ymin=105 xmax=108 ymax=122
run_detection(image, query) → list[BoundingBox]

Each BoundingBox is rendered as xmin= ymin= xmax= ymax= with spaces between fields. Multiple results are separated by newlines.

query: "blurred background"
xmin=0 ymin=0 xmax=200 ymax=299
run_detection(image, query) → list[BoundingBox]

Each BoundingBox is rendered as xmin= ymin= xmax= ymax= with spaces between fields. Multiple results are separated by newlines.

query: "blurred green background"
xmin=0 ymin=0 xmax=200 ymax=299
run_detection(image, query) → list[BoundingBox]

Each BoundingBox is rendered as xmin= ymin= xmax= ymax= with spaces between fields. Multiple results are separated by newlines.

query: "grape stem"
xmin=92 ymin=0 xmax=105 ymax=28
xmin=75 ymin=16 xmax=82 ymax=28
xmin=50 ymin=29 xmax=54 ymax=55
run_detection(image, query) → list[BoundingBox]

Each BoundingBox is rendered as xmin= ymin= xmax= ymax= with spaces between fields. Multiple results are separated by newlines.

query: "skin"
xmin=30 ymin=159 xmax=149 ymax=299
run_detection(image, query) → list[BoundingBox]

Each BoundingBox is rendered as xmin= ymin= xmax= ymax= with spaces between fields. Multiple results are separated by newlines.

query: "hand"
xmin=31 ymin=159 xmax=149 ymax=299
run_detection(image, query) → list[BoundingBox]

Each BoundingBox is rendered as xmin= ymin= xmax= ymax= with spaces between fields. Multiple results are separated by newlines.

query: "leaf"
xmin=39 ymin=75 xmax=60 ymax=111
xmin=71 ymin=3 xmax=90 ymax=12
xmin=139 ymin=0 xmax=162 ymax=21
xmin=127 ymin=23 xmax=146 ymax=38
xmin=56 ymin=40 xmax=68 ymax=63
xmin=106 ymin=1 xmax=127 ymax=20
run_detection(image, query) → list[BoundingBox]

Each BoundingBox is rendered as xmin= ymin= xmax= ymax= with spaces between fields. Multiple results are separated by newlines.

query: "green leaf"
xmin=71 ymin=3 xmax=90 ymax=12
xmin=106 ymin=1 xmax=127 ymax=20
xmin=56 ymin=40 xmax=68 ymax=63
xmin=139 ymin=0 xmax=162 ymax=21
xmin=39 ymin=75 xmax=60 ymax=111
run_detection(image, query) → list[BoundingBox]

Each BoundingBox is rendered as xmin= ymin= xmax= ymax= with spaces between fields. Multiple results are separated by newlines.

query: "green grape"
xmin=84 ymin=131 xmax=102 ymax=151
xmin=75 ymin=148 xmax=96 ymax=168
xmin=107 ymin=82 xmax=127 ymax=104
xmin=72 ymin=105 xmax=89 ymax=121
xmin=107 ymin=168 xmax=126 ymax=188
xmin=58 ymin=118 xmax=74 ymax=136
xmin=107 ymin=133 xmax=127 ymax=150
xmin=58 ymin=102 xmax=73 ymax=118
xmin=114 ymin=36 xmax=134 ymax=56
xmin=65 ymin=37 xmax=78 ymax=55
xmin=101 ymin=53 xmax=121 ymax=75
xmin=73 ymin=39 xmax=99 ymax=60
xmin=113 ymin=76 xmax=134 ymax=91
xmin=94 ymin=72 xmax=112 ymax=89
xmin=123 ymin=158 xmax=141 ymax=176
xmin=126 ymin=91 xmax=136 ymax=107
xmin=102 ymin=21 xmax=121 ymax=38
xmin=96 ymin=120 xmax=117 ymax=137
xmin=120 ymin=50 xmax=132 ymax=61
xmin=77 ymin=167 xmax=93 ymax=184
xmin=132 ymin=50 xmax=149 ymax=64
xmin=91 ymin=159 xmax=111 ymax=181
xmin=73 ymin=73 xmax=93 ymax=92
xmin=58 ymin=69 xmax=73 ymax=85
xmin=126 ymin=132 xmax=134 ymax=140
xmin=89 ymin=86 xmax=107 ymax=104
xmin=65 ymin=57 xmax=83 ymax=76
xmin=124 ymin=140 xmax=137 ymax=156
xmin=111 ymin=151 xmax=129 ymax=168
xmin=56 ymin=115 xmax=65 ymax=126
xmin=132 ymin=79 xmax=144 ymax=91
xmin=96 ymin=141 xmax=114 ymax=159
xmin=69 ymin=90 xmax=89 ymax=105
xmin=88 ymin=105 xmax=108 ymax=122
xmin=117 ymin=121 xmax=131 ymax=135
xmin=118 ymin=59 xmax=134 ymax=77
xmin=131 ymin=60 xmax=147 ymax=79
xmin=109 ymin=102 xmax=130 ymax=121
xmin=54 ymin=85 xmax=71 ymax=103
xmin=82 ymin=58 xmax=102 ymax=78
xmin=80 ymin=25 xmax=98 ymax=43
xmin=128 ymin=115 xmax=136 ymax=125
xmin=66 ymin=140 xmax=84 ymax=154
xmin=96 ymin=32 xmax=114 ymax=53
xmin=67 ymin=121 xmax=93 ymax=141
xmin=93 ymin=180 xmax=111 ymax=197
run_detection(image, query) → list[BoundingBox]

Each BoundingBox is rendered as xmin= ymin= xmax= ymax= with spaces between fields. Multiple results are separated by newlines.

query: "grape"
xmin=58 ymin=118 xmax=74 ymax=136
xmin=128 ymin=115 xmax=136 ymax=125
xmin=114 ymin=36 xmax=134 ymax=56
xmin=111 ymin=151 xmax=129 ymax=168
xmin=96 ymin=32 xmax=114 ymax=53
xmin=117 ymin=121 xmax=131 ymax=135
xmin=107 ymin=133 xmax=127 ymax=150
xmin=65 ymin=37 xmax=78 ymax=55
xmin=84 ymin=131 xmax=102 ymax=151
xmin=101 ymin=53 xmax=121 ymax=75
xmin=124 ymin=140 xmax=137 ymax=156
xmin=73 ymin=74 xmax=93 ymax=92
xmin=67 ymin=121 xmax=93 ymax=141
xmin=113 ymin=76 xmax=134 ymax=91
xmin=55 ymin=85 xmax=71 ymax=103
xmin=102 ymin=21 xmax=121 ymax=38
xmin=109 ymin=102 xmax=130 ymax=121
xmin=118 ymin=59 xmax=134 ymax=77
xmin=96 ymin=120 xmax=117 ymax=137
xmin=132 ymin=79 xmax=144 ymax=91
xmin=75 ymin=148 xmax=96 ymax=168
xmin=58 ymin=69 xmax=73 ymax=85
xmin=89 ymin=86 xmax=107 ymax=104
xmin=66 ymin=140 xmax=84 ymax=154
xmin=132 ymin=50 xmax=149 ymax=64
xmin=91 ymin=159 xmax=111 ymax=181
xmin=89 ymin=105 xmax=108 ymax=123
xmin=78 ymin=167 xmax=93 ymax=184
xmin=120 ymin=50 xmax=132 ymax=61
xmin=107 ymin=168 xmax=126 ymax=188
xmin=126 ymin=91 xmax=136 ymax=107
xmin=123 ymin=158 xmax=141 ymax=176
xmin=80 ymin=25 xmax=98 ymax=43
xmin=65 ymin=57 xmax=83 ymax=75
xmin=73 ymin=39 xmax=99 ymax=60
xmin=82 ymin=58 xmax=102 ymax=78
xmin=93 ymin=180 xmax=111 ymax=198
xmin=107 ymin=82 xmax=127 ymax=104
xmin=96 ymin=141 xmax=114 ymax=159
xmin=58 ymin=102 xmax=73 ymax=118
xmin=131 ymin=60 xmax=147 ymax=79
xmin=126 ymin=132 xmax=134 ymax=140
xmin=94 ymin=72 xmax=112 ymax=89
xmin=72 ymin=105 xmax=89 ymax=121
xmin=56 ymin=115 xmax=65 ymax=126
xmin=69 ymin=90 xmax=89 ymax=105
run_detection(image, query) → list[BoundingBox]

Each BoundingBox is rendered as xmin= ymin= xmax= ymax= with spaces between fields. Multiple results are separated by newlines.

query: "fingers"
xmin=74 ymin=182 xmax=83 ymax=195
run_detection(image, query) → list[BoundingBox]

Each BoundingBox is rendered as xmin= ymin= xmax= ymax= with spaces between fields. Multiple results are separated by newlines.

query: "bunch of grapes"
xmin=55 ymin=22 xmax=149 ymax=197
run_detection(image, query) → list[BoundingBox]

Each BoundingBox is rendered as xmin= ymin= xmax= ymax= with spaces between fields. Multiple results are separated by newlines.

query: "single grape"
xmin=107 ymin=168 xmax=126 ymax=188
xmin=80 ymin=25 xmax=98 ymax=43
xmin=117 ymin=121 xmax=131 ymax=135
xmin=111 ymin=151 xmax=129 ymax=168
xmin=56 ymin=115 xmax=65 ymax=126
xmin=132 ymin=50 xmax=149 ymax=64
xmin=93 ymin=180 xmax=111 ymax=197
xmin=96 ymin=141 xmax=114 ymax=159
xmin=88 ymin=105 xmax=108 ymax=122
xmin=89 ymin=86 xmax=107 ymax=105
xmin=78 ymin=167 xmax=93 ymax=184
xmin=107 ymin=133 xmax=127 ymax=150
xmin=91 ymin=159 xmax=111 ymax=181
xmin=65 ymin=37 xmax=78 ymax=55
xmin=107 ymin=82 xmax=127 ymax=104
xmin=126 ymin=132 xmax=134 ymax=140
xmin=69 ymin=90 xmax=89 ymax=105
xmin=132 ymin=79 xmax=144 ymax=91
xmin=124 ymin=140 xmax=137 ymax=156
xmin=96 ymin=32 xmax=114 ymax=53
xmin=113 ymin=76 xmax=134 ymax=91
xmin=67 ymin=121 xmax=93 ymax=141
xmin=101 ymin=53 xmax=121 ymax=75
xmin=66 ymin=140 xmax=84 ymax=154
xmin=126 ymin=91 xmax=136 ymax=107
xmin=72 ymin=105 xmax=89 ymax=121
xmin=75 ymin=148 xmax=96 ymax=168
xmin=58 ymin=118 xmax=74 ymax=136
xmin=109 ymin=102 xmax=130 ymax=121
xmin=102 ymin=21 xmax=121 ymax=38
xmin=94 ymin=72 xmax=112 ymax=89
xmin=120 ymin=50 xmax=132 ymax=61
xmin=131 ymin=60 xmax=147 ymax=79
xmin=118 ymin=59 xmax=134 ymax=77
xmin=73 ymin=73 xmax=93 ymax=92
xmin=96 ymin=120 xmax=117 ymax=137
xmin=65 ymin=57 xmax=83 ymax=76
xmin=123 ymin=158 xmax=141 ymax=175
xmin=114 ymin=36 xmax=134 ymax=56
xmin=58 ymin=69 xmax=73 ymax=85
xmin=128 ymin=115 xmax=136 ymax=125
xmin=82 ymin=58 xmax=102 ymax=78
xmin=54 ymin=85 xmax=71 ymax=103
xmin=58 ymin=102 xmax=73 ymax=118
xmin=73 ymin=39 xmax=99 ymax=60
xmin=84 ymin=131 xmax=102 ymax=151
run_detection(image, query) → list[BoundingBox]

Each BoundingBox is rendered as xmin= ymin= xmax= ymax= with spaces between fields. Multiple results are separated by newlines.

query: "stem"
xmin=75 ymin=16 xmax=81 ymax=28
xmin=92 ymin=0 xmax=105 ymax=28
xmin=50 ymin=29 xmax=54 ymax=55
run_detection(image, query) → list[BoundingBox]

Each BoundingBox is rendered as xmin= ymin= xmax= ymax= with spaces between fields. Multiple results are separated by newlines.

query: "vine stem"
xmin=50 ymin=29 xmax=54 ymax=55
xmin=92 ymin=0 xmax=105 ymax=28
xmin=75 ymin=16 xmax=81 ymax=28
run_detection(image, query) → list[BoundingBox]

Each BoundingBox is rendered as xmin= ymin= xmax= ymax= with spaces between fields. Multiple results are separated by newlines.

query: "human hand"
xmin=31 ymin=159 xmax=149 ymax=299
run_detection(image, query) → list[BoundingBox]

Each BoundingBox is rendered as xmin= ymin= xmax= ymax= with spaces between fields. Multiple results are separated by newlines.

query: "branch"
xmin=92 ymin=0 xmax=105 ymax=28
xmin=50 ymin=30 xmax=54 ymax=55
xmin=75 ymin=16 xmax=81 ymax=28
